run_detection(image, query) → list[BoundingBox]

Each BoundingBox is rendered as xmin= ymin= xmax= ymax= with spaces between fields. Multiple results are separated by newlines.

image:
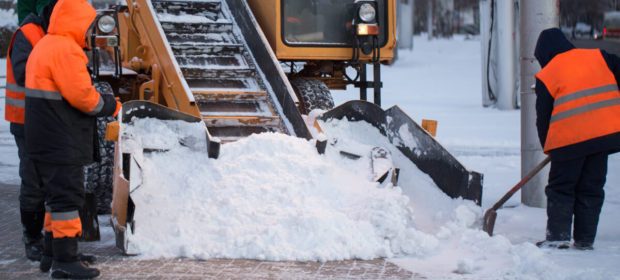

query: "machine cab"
xmin=248 ymin=0 xmax=396 ymax=63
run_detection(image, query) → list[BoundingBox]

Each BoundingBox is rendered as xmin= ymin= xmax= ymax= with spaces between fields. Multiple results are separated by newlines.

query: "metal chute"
xmin=320 ymin=100 xmax=483 ymax=204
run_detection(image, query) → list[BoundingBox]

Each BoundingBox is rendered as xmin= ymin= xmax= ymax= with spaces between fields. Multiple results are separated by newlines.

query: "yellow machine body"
xmin=247 ymin=0 xmax=396 ymax=63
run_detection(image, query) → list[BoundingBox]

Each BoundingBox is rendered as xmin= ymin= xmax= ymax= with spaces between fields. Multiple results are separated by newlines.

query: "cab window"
xmin=282 ymin=0 xmax=356 ymax=46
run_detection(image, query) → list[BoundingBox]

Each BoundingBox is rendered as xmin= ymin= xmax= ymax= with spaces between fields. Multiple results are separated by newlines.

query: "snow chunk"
xmin=157 ymin=12 xmax=229 ymax=24
xmin=397 ymin=124 xmax=418 ymax=150
xmin=121 ymin=117 xmax=207 ymax=153
xmin=455 ymin=258 xmax=478 ymax=274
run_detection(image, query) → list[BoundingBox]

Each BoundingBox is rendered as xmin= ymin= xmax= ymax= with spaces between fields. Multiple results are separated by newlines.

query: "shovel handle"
xmin=490 ymin=156 xmax=551 ymax=211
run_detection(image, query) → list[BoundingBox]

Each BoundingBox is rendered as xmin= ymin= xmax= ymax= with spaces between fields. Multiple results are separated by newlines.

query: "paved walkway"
xmin=0 ymin=183 xmax=419 ymax=279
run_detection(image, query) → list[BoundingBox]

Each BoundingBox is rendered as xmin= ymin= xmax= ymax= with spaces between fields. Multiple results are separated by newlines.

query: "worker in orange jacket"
xmin=534 ymin=28 xmax=620 ymax=250
xmin=5 ymin=0 xmax=55 ymax=262
xmin=24 ymin=0 xmax=120 ymax=277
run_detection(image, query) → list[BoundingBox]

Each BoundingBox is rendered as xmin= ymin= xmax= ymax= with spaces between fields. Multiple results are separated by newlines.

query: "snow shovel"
xmin=482 ymin=156 xmax=551 ymax=236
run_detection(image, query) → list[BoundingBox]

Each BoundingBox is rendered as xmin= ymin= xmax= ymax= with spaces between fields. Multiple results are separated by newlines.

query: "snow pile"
xmin=121 ymin=117 xmax=439 ymax=261
xmin=117 ymin=115 xmax=591 ymax=279
xmin=320 ymin=118 xmax=586 ymax=279
xmin=118 ymin=115 xmax=602 ymax=278
xmin=117 ymin=115 xmax=601 ymax=278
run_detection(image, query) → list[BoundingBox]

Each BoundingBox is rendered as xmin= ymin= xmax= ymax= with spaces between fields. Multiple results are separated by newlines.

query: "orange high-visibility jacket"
xmin=26 ymin=0 xmax=101 ymax=117
xmin=25 ymin=0 xmax=120 ymax=166
xmin=536 ymin=49 xmax=620 ymax=153
xmin=4 ymin=23 xmax=44 ymax=124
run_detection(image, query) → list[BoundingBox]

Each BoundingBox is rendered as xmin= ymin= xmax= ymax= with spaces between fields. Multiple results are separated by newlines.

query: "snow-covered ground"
xmin=1 ymin=35 xmax=619 ymax=279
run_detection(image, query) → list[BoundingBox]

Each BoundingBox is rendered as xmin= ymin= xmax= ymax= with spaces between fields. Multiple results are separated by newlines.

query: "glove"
xmin=93 ymin=81 xmax=114 ymax=96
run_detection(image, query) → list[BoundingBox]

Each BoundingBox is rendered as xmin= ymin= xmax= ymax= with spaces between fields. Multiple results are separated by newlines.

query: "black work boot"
xmin=20 ymin=209 xmax=45 ymax=261
xmin=41 ymin=232 xmax=97 ymax=273
xmin=536 ymin=240 xmax=570 ymax=249
xmin=23 ymin=237 xmax=44 ymax=261
xmin=51 ymin=261 xmax=100 ymax=279
xmin=78 ymin=253 xmax=97 ymax=264
xmin=50 ymin=237 xmax=100 ymax=279
xmin=40 ymin=231 xmax=53 ymax=272
xmin=573 ymin=242 xmax=594 ymax=250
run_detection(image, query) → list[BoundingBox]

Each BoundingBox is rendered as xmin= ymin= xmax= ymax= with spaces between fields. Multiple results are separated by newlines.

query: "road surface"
xmin=571 ymin=38 xmax=620 ymax=56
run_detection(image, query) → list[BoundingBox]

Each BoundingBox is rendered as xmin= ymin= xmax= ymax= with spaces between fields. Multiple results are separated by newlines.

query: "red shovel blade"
xmin=482 ymin=208 xmax=497 ymax=236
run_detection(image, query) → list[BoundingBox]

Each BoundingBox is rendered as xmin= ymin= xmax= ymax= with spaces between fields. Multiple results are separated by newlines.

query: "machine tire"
xmin=290 ymin=78 xmax=335 ymax=114
xmin=84 ymin=116 xmax=116 ymax=214
xmin=84 ymin=81 xmax=116 ymax=214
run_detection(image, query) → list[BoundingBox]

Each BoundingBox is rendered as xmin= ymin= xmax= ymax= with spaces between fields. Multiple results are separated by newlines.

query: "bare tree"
xmin=560 ymin=0 xmax=612 ymax=30
xmin=415 ymin=0 xmax=478 ymax=36
xmin=414 ymin=0 xmax=428 ymax=35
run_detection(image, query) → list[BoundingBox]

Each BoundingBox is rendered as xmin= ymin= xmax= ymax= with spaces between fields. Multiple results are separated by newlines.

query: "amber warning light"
xmin=357 ymin=24 xmax=379 ymax=35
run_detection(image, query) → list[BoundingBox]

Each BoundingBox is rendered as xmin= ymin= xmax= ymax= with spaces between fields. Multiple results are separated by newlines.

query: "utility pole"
xmin=480 ymin=0 xmax=494 ymax=107
xmin=519 ymin=0 xmax=559 ymax=207
xmin=479 ymin=0 xmax=518 ymax=109
xmin=412 ymin=0 xmax=415 ymax=49
xmin=398 ymin=0 xmax=414 ymax=49
xmin=496 ymin=0 xmax=517 ymax=110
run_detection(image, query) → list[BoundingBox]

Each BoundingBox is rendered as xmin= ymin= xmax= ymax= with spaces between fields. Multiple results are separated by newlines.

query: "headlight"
xmin=358 ymin=3 xmax=376 ymax=23
xmin=97 ymin=15 xmax=116 ymax=34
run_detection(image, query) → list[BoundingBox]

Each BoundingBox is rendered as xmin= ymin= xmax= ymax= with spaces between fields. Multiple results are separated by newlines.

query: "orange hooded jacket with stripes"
xmin=25 ymin=0 xmax=120 ymax=165
xmin=5 ymin=21 xmax=44 ymax=124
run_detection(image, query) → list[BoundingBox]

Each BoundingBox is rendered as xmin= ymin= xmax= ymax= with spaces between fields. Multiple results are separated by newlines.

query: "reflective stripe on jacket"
xmin=536 ymin=49 xmax=620 ymax=153
xmin=5 ymin=23 xmax=44 ymax=124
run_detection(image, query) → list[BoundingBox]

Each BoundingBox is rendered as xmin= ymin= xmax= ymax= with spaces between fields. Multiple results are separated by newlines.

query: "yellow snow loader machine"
xmin=85 ymin=0 xmax=483 ymax=254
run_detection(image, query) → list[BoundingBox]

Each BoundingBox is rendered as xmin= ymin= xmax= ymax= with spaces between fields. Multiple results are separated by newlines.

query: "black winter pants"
xmin=32 ymin=162 xmax=85 ymax=214
xmin=11 ymin=123 xmax=45 ymax=212
xmin=32 ymin=162 xmax=84 ymax=261
xmin=11 ymin=123 xmax=46 ymax=243
xmin=546 ymin=152 xmax=607 ymax=245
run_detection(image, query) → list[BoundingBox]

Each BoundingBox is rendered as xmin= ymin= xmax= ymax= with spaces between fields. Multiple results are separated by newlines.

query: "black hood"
xmin=534 ymin=28 xmax=575 ymax=68
xmin=20 ymin=13 xmax=43 ymax=29
xmin=39 ymin=0 xmax=58 ymax=33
